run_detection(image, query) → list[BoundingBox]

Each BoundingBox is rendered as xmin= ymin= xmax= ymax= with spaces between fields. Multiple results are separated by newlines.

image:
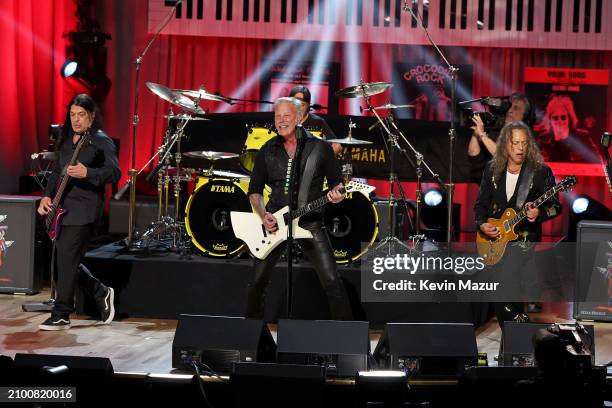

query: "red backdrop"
xmin=1 ymin=0 xmax=610 ymax=236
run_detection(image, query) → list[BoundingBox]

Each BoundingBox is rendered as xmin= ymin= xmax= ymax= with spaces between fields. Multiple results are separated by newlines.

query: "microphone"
xmin=31 ymin=151 xmax=57 ymax=160
xmin=114 ymin=181 xmax=131 ymax=200
xmin=310 ymin=104 xmax=327 ymax=110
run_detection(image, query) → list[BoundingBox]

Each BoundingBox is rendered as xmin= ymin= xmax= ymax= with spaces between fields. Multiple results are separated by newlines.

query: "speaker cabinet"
xmin=0 ymin=195 xmax=43 ymax=294
xmin=172 ymin=314 xmax=276 ymax=372
xmin=574 ymin=220 xmax=612 ymax=322
xmin=374 ymin=322 xmax=478 ymax=377
xmin=276 ymin=319 xmax=369 ymax=377
xmin=502 ymin=322 xmax=595 ymax=366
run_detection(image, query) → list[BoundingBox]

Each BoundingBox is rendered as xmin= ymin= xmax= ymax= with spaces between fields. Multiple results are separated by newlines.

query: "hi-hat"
xmin=326 ymin=137 xmax=373 ymax=145
xmin=174 ymin=88 xmax=232 ymax=104
xmin=184 ymin=151 xmax=239 ymax=161
xmin=146 ymin=82 xmax=205 ymax=114
xmin=203 ymin=169 xmax=250 ymax=179
xmin=335 ymin=82 xmax=392 ymax=98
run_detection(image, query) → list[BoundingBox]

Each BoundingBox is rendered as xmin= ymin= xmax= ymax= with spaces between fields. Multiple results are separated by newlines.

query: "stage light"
xmin=424 ymin=189 xmax=443 ymax=207
xmin=571 ymin=196 xmax=590 ymax=214
xmin=356 ymin=370 xmax=408 ymax=406
xmin=61 ymin=60 xmax=79 ymax=78
xmin=420 ymin=187 xmax=460 ymax=241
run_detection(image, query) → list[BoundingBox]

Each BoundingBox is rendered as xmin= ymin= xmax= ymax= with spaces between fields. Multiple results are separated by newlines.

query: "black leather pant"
xmin=246 ymin=225 xmax=353 ymax=321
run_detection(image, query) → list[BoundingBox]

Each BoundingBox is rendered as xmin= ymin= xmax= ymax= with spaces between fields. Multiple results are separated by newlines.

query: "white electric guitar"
xmin=231 ymin=181 xmax=370 ymax=259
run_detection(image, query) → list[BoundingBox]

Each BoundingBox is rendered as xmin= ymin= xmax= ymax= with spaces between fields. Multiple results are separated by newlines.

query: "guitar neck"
xmin=291 ymin=186 xmax=346 ymax=220
xmin=509 ymin=186 xmax=558 ymax=228
xmin=45 ymin=131 xmax=90 ymax=225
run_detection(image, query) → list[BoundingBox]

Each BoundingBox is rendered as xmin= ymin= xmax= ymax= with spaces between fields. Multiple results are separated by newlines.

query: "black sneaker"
xmin=96 ymin=286 xmax=115 ymax=325
xmin=39 ymin=316 xmax=71 ymax=331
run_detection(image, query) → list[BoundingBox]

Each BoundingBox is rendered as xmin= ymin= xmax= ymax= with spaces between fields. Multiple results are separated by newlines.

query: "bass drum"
xmin=240 ymin=126 xmax=277 ymax=173
xmin=185 ymin=178 xmax=252 ymax=257
xmin=324 ymin=190 xmax=378 ymax=264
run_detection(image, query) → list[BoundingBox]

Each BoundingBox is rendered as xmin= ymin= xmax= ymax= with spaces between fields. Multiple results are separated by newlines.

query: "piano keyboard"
xmin=149 ymin=0 xmax=612 ymax=50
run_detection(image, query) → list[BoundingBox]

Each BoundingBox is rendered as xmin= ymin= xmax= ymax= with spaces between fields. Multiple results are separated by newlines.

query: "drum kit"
xmin=128 ymin=79 xmax=432 ymax=262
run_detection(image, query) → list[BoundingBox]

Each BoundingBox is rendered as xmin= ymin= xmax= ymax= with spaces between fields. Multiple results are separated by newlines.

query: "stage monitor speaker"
xmin=573 ymin=220 xmax=612 ymax=322
xmin=373 ymin=322 xmax=478 ymax=377
xmin=373 ymin=199 xmax=410 ymax=240
xmin=172 ymin=314 xmax=276 ymax=373
xmin=12 ymin=353 xmax=113 ymax=383
xmin=502 ymin=322 xmax=595 ymax=367
xmin=276 ymin=319 xmax=369 ymax=377
xmin=108 ymin=196 xmax=176 ymax=234
xmin=0 ymin=195 xmax=43 ymax=294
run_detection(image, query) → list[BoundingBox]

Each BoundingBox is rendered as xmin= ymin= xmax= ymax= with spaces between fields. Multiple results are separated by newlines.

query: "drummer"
xmin=289 ymin=85 xmax=343 ymax=156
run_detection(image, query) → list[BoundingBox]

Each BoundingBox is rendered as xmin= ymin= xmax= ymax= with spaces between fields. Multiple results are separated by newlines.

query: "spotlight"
xmin=60 ymin=60 xmax=79 ymax=78
xmin=571 ymin=196 xmax=590 ymax=215
xmin=420 ymin=188 xmax=460 ymax=241
xmin=424 ymin=189 xmax=443 ymax=207
xmin=567 ymin=194 xmax=612 ymax=241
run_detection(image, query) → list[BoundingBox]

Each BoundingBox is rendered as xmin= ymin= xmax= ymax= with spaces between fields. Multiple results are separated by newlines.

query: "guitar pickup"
xmin=261 ymin=224 xmax=267 ymax=237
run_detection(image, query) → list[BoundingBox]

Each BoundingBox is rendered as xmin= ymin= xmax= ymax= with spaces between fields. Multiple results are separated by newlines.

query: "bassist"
xmin=245 ymin=97 xmax=353 ymax=320
xmin=474 ymin=121 xmax=561 ymax=335
xmin=37 ymin=94 xmax=121 ymax=330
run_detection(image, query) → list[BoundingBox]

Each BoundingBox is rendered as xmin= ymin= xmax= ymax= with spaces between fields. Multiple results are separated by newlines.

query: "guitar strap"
xmin=298 ymin=139 xmax=322 ymax=208
xmin=515 ymin=163 xmax=535 ymax=209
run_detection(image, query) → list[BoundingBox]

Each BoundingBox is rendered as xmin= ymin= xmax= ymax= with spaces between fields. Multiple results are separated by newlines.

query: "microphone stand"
xmin=285 ymin=126 xmax=303 ymax=318
xmin=124 ymin=0 xmax=181 ymax=246
xmin=404 ymin=2 xmax=457 ymax=244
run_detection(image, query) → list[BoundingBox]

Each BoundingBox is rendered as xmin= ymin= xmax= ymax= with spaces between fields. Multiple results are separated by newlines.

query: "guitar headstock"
xmin=344 ymin=180 xmax=376 ymax=195
xmin=556 ymin=175 xmax=577 ymax=193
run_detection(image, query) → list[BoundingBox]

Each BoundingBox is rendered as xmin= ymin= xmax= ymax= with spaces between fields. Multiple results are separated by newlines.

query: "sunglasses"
xmin=551 ymin=115 xmax=567 ymax=121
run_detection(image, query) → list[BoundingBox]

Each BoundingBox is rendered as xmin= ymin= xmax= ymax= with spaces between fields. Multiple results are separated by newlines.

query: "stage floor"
xmin=1 ymin=290 xmax=611 ymax=374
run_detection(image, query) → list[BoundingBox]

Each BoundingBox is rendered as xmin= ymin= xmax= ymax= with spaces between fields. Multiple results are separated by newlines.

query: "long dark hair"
xmin=57 ymin=93 xmax=103 ymax=149
xmin=493 ymin=121 xmax=544 ymax=181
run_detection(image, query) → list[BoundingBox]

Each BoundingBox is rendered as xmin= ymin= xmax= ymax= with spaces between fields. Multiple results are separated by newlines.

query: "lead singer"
xmin=38 ymin=94 xmax=121 ymax=330
xmin=245 ymin=97 xmax=353 ymax=320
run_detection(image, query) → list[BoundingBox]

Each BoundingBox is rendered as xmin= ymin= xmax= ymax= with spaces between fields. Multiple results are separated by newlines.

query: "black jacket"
xmin=474 ymin=161 xmax=561 ymax=242
xmin=44 ymin=130 xmax=121 ymax=226
xmin=248 ymin=130 xmax=341 ymax=224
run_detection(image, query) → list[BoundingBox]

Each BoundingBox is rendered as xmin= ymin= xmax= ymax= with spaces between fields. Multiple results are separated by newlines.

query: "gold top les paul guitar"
xmin=476 ymin=175 xmax=577 ymax=266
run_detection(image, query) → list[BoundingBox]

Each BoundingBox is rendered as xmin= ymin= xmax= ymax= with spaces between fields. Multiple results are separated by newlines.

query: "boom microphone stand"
xmin=403 ymin=2 xmax=457 ymax=243
xmin=123 ymin=0 xmax=182 ymax=245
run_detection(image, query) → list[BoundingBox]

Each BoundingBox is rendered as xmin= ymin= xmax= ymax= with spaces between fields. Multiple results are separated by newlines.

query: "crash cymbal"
xmin=146 ymin=82 xmax=205 ymax=114
xmin=174 ymin=88 xmax=232 ymax=104
xmin=183 ymin=151 xmax=239 ymax=161
xmin=163 ymin=113 xmax=209 ymax=121
xmin=335 ymin=82 xmax=392 ymax=98
xmin=326 ymin=137 xmax=373 ymax=145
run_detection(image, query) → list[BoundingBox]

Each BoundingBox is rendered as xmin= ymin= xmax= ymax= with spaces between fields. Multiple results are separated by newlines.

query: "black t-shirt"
xmin=248 ymin=131 xmax=342 ymax=224
xmin=302 ymin=112 xmax=336 ymax=140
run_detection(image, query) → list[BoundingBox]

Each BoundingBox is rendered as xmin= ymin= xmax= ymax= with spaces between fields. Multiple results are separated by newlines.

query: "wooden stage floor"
xmin=1 ymin=288 xmax=611 ymax=374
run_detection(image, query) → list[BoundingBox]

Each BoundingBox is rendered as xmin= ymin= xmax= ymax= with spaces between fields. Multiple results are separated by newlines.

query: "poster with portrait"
xmin=260 ymin=61 xmax=340 ymax=115
xmin=391 ymin=63 xmax=474 ymax=121
xmin=525 ymin=68 xmax=608 ymax=163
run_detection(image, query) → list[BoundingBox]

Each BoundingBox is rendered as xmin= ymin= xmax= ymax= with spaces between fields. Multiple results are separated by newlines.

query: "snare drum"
xmin=324 ymin=190 xmax=378 ymax=264
xmin=240 ymin=126 xmax=277 ymax=173
xmin=185 ymin=178 xmax=252 ymax=257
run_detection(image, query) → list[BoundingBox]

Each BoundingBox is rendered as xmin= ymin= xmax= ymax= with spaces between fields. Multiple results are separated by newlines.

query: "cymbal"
xmin=146 ymin=82 xmax=205 ymax=114
xmin=184 ymin=151 xmax=239 ymax=161
xmin=174 ymin=88 xmax=231 ymax=104
xmin=163 ymin=113 xmax=209 ymax=121
xmin=326 ymin=137 xmax=373 ymax=145
xmin=335 ymin=82 xmax=392 ymax=98
xmin=204 ymin=169 xmax=250 ymax=179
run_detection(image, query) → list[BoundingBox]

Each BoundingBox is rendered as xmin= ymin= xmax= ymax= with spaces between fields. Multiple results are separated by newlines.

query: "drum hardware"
xmin=174 ymin=87 xmax=233 ymax=104
xmin=240 ymin=124 xmax=277 ymax=173
xmin=334 ymin=81 xmax=392 ymax=98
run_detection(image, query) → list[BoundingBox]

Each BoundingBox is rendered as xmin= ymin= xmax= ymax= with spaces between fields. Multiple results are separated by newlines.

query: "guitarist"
xmin=245 ymin=97 xmax=353 ymax=321
xmin=37 ymin=94 xmax=121 ymax=330
xmin=474 ymin=121 xmax=562 ymax=335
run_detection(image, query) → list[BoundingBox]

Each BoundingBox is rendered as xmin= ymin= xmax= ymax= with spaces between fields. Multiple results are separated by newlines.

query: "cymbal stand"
xmin=132 ymin=116 xmax=192 ymax=251
xmin=341 ymin=120 xmax=357 ymax=184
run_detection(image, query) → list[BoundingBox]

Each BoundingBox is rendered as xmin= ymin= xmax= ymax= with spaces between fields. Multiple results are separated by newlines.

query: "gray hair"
xmin=274 ymin=96 xmax=302 ymax=113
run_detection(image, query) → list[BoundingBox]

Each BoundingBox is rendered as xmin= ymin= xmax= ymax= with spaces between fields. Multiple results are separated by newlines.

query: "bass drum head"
xmin=185 ymin=178 xmax=251 ymax=257
xmin=324 ymin=191 xmax=378 ymax=264
xmin=240 ymin=126 xmax=277 ymax=173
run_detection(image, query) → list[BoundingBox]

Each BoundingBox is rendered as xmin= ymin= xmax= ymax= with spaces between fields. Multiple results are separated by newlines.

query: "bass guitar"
xmin=45 ymin=130 xmax=92 ymax=241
